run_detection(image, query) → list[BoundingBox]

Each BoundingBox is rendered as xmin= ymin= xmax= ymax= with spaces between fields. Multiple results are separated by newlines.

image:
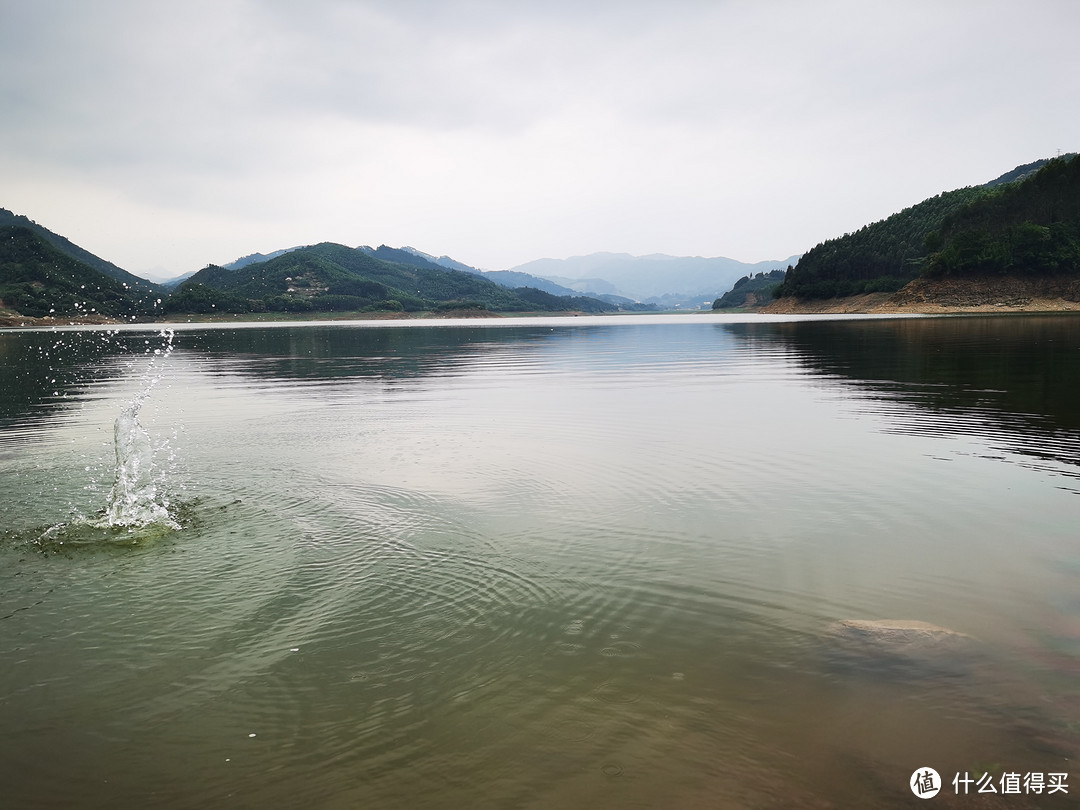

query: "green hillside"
xmin=926 ymin=155 xmax=1080 ymax=277
xmin=165 ymin=243 xmax=614 ymax=314
xmin=0 ymin=208 xmax=161 ymax=294
xmin=776 ymin=155 xmax=1080 ymax=300
xmin=712 ymin=268 xmax=787 ymax=309
xmin=512 ymin=287 xmax=617 ymax=313
xmin=0 ymin=226 xmax=152 ymax=318
xmin=775 ymin=186 xmax=990 ymax=299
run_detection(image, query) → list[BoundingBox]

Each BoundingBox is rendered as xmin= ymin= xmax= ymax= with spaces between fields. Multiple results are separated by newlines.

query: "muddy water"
xmin=1 ymin=314 xmax=1077 ymax=808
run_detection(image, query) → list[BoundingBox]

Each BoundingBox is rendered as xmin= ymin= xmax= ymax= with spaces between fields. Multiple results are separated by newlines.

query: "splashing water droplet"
xmin=97 ymin=330 xmax=179 ymax=531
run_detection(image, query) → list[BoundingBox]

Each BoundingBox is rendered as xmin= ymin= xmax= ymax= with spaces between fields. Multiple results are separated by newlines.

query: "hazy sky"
xmin=2 ymin=0 xmax=1077 ymax=280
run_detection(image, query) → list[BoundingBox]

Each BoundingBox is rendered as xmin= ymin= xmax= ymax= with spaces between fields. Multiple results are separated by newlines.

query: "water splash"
xmin=29 ymin=329 xmax=182 ymax=548
xmin=97 ymin=329 xmax=179 ymax=531
xmin=101 ymin=386 xmax=176 ymax=529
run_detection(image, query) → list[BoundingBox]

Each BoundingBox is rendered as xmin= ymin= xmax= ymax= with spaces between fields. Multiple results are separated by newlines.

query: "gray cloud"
xmin=1 ymin=0 xmax=1078 ymax=278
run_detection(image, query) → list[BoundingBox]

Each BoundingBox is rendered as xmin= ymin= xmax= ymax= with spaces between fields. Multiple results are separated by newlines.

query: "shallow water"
xmin=1 ymin=313 xmax=1077 ymax=808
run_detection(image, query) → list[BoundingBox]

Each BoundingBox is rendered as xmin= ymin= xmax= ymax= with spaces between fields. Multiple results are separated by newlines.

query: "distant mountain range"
xmin=507 ymin=252 xmax=801 ymax=307
xmin=5 ymin=152 xmax=1077 ymax=321
xmin=345 ymin=248 xmax=800 ymax=308
xmin=0 ymin=227 xmax=624 ymax=318
xmin=162 ymin=242 xmax=622 ymax=315
xmin=222 ymin=245 xmax=613 ymax=301
xmin=0 ymin=206 xmax=802 ymax=319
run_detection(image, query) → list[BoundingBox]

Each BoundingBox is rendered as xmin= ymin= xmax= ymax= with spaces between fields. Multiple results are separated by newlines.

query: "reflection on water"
xmin=1 ymin=314 xmax=1078 ymax=808
xmin=726 ymin=315 xmax=1080 ymax=472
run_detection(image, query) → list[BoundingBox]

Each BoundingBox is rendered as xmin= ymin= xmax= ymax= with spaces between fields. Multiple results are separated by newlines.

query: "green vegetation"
xmin=0 ymin=219 xmax=622 ymax=318
xmin=0 ymin=208 xmax=162 ymax=293
xmin=159 ymin=282 xmax=253 ymax=314
xmin=512 ymin=287 xmax=617 ymax=313
xmin=776 ymin=155 xmax=1080 ymax=300
xmin=0 ymin=226 xmax=154 ymax=318
xmin=13 ymin=154 xmax=1078 ymax=317
xmin=926 ymin=155 xmax=1080 ymax=277
xmin=167 ymin=243 xmax=618 ymax=315
xmin=713 ymin=268 xmax=787 ymax=309
xmin=775 ymin=187 xmax=990 ymax=299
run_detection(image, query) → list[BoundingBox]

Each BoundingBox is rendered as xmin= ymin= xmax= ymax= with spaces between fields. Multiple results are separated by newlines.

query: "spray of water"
xmin=96 ymin=329 xmax=179 ymax=531
xmin=21 ymin=329 xmax=184 ymax=550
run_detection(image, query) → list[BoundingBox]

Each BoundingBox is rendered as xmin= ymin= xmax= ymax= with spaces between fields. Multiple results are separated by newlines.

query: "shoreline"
xmin=6 ymin=276 xmax=1080 ymax=327
xmin=0 ymin=307 xmax=602 ymax=329
xmin=759 ymin=275 xmax=1080 ymax=315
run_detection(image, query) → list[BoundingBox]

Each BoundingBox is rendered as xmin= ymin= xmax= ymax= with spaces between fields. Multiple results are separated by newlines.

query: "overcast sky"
xmin=1 ymin=0 xmax=1077 ymax=281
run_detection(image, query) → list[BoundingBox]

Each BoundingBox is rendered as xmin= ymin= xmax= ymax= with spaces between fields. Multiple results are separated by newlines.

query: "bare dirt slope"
xmin=761 ymin=275 xmax=1080 ymax=314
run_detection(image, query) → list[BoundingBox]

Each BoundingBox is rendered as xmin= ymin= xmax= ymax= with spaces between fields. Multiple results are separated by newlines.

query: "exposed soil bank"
xmin=0 ymin=310 xmax=123 ymax=328
xmin=761 ymin=275 xmax=1080 ymax=314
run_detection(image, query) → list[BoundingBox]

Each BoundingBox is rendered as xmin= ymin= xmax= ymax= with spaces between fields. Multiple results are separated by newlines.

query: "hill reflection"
xmin=0 ymin=324 xmax=578 ymax=434
xmin=724 ymin=314 xmax=1080 ymax=474
xmin=180 ymin=323 xmax=565 ymax=383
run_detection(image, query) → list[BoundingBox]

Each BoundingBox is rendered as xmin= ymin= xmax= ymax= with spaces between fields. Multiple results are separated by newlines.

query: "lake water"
xmin=1 ymin=313 xmax=1077 ymax=808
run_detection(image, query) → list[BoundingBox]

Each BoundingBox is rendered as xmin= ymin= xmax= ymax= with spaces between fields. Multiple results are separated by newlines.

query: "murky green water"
xmin=1 ymin=314 xmax=1078 ymax=808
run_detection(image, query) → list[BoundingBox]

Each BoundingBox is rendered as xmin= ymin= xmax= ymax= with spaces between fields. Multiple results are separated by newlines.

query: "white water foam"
xmin=65 ymin=328 xmax=182 ymax=537
xmin=97 ymin=329 xmax=179 ymax=531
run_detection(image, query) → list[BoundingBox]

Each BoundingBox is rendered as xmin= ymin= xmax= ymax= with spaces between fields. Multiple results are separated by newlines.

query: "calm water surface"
xmin=1 ymin=313 xmax=1078 ymax=809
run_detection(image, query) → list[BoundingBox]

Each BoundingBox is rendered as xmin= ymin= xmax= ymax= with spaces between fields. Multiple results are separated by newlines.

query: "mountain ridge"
xmin=0 ymin=225 xmax=155 ymax=318
xmin=5 ymin=152 xmax=1076 ymax=321
xmin=0 ymin=208 xmax=162 ymax=294
xmin=166 ymin=242 xmax=620 ymax=315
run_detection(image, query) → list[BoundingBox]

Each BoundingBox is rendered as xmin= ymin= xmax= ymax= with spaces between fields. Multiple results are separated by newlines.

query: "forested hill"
xmin=0 ymin=208 xmax=161 ymax=293
xmin=925 ymin=154 xmax=1080 ymax=277
xmin=776 ymin=155 xmax=1079 ymax=300
xmin=167 ymin=242 xmax=618 ymax=314
xmin=712 ymin=268 xmax=787 ymax=309
xmin=0 ymin=226 xmax=153 ymax=317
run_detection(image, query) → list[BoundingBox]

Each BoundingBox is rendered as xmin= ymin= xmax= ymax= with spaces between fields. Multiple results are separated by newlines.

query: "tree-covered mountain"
xmin=925 ymin=154 xmax=1080 ymax=277
xmin=712 ymin=268 xmax=787 ymax=309
xmin=0 ymin=226 xmax=154 ymax=318
xmin=224 ymin=247 xmax=306 ymax=271
xmin=776 ymin=155 xmax=1079 ymax=300
xmin=372 ymin=246 xmax=480 ymax=274
xmin=511 ymin=287 xmax=617 ymax=313
xmin=0 ymin=208 xmax=162 ymax=294
xmin=982 ymin=157 xmax=1063 ymax=188
xmin=774 ymin=187 xmax=991 ymax=299
xmin=166 ymin=242 xmax=618 ymax=314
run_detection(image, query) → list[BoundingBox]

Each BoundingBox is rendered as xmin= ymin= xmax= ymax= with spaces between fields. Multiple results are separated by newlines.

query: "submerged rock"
xmin=832 ymin=618 xmax=972 ymax=641
xmin=825 ymin=619 xmax=978 ymax=677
